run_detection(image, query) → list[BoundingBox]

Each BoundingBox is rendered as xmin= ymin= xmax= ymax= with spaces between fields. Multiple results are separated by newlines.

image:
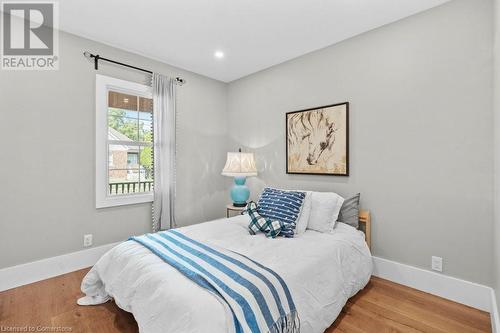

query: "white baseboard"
xmin=0 ymin=242 xmax=120 ymax=292
xmin=491 ymin=289 xmax=500 ymax=333
xmin=372 ymin=256 xmax=493 ymax=313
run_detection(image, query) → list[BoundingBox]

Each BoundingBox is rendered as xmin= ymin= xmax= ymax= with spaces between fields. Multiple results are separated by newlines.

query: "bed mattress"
xmin=80 ymin=215 xmax=372 ymax=333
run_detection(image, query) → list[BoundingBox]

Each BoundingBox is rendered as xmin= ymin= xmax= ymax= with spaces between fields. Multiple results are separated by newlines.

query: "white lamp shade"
xmin=222 ymin=152 xmax=257 ymax=177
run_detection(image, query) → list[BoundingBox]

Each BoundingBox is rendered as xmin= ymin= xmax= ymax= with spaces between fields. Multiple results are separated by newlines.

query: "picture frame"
xmin=286 ymin=102 xmax=349 ymax=176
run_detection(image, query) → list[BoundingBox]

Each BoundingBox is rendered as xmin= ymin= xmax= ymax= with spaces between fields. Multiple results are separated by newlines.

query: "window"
xmin=96 ymin=75 xmax=154 ymax=208
xmin=127 ymin=152 xmax=139 ymax=167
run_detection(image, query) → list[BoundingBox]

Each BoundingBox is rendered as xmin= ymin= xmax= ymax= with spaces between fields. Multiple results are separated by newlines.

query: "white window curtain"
xmin=151 ymin=73 xmax=176 ymax=232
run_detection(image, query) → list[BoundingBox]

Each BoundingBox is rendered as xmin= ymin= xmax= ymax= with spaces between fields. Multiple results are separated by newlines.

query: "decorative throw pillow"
xmin=295 ymin=191 xmax=312 ymax=235
xmin=243 ymin=201 xmax=283 ymax=238
xmin=307 ymin=191 xmax=345 ymax=233
xmin=257 ymin=187 xmax=306 ymax=234
xmin=338 ymin=193 xmax=361 ymax=228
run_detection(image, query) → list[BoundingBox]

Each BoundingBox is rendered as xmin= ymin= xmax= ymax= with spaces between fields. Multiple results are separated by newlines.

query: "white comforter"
xmin=81 ymin=215 xmax=372 ymax=333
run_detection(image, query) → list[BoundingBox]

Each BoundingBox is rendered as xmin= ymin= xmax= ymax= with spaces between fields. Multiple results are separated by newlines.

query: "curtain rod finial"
xmin=175 ymin=77 xmax=186 ymax=85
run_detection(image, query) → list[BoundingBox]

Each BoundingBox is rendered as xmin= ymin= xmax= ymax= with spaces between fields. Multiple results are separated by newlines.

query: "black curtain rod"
xmin=83 ymin=51 xmax=186 ymax=85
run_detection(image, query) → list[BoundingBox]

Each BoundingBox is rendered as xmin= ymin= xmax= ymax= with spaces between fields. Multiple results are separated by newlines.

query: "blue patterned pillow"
xmin=257 ymin=188 xmax=306 ymax=232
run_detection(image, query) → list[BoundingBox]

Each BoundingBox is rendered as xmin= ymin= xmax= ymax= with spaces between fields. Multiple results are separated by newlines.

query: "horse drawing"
xmin=287 ymin=110 xmax=337 ymax=165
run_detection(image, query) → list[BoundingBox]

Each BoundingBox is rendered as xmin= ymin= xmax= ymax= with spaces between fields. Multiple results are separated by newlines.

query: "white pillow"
xmin=295 ymin=191 xmax=312 ymax=235
xmin=307 ymin=191 xmax=345 ymax=233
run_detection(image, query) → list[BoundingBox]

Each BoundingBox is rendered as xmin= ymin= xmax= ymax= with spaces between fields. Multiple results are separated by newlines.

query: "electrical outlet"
xmin=83 ymin=234 xmax=93 ymax=247
xmin=431 ymin=256 xmax=443 ymax=272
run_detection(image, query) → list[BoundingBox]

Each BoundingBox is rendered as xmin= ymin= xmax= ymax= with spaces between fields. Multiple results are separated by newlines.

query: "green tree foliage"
xmin=108 ymin=108 xmax=139 ymax=140
xmin=140 ymin=133 xmax=153 ymax=179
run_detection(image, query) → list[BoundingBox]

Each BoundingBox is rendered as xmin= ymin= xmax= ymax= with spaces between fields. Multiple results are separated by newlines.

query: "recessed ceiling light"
xmin=214 ymin=51 xmax=225 ymax=59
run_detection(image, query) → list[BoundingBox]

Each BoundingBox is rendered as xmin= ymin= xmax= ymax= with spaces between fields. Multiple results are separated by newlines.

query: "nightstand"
xmin=226 ymin=204 xmax=245 ymax=218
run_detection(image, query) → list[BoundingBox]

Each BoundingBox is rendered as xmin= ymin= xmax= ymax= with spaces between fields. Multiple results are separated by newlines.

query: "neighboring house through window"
xmin=96 ymin=75 xmax=154 ymax=208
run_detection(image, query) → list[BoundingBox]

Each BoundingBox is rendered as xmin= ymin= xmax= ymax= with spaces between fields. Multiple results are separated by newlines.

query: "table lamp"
xmin=221 ymin=149 xmax=257 ymax=207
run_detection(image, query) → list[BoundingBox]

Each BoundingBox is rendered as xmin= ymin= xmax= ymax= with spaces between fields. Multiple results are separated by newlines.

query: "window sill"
xmin=96 ymin=192 xmax=153 ymax=209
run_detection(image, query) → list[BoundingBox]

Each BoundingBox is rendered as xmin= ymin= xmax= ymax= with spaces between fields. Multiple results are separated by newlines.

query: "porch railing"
xmin=109 ymin=181 xmax=153 ymax=195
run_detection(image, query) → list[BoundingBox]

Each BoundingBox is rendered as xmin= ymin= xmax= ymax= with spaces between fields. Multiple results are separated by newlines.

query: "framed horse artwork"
xmin=286 ymin=102 xmax=349 ymax=176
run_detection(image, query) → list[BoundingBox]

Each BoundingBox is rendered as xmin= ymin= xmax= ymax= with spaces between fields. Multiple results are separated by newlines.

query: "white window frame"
xmin=96 ymin=74 xmax=154 ymax=208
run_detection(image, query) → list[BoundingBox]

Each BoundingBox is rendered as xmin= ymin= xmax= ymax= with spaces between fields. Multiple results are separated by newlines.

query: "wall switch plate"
xmin=83 ymin=234 xmax=93 ymax=247
xmin=431 ymin=256 xmax=443 ymax=272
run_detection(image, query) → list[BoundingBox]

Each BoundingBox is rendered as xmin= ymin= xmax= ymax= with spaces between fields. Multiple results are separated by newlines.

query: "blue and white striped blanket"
xmin=130 ymin=230 xmax=300 ymax=333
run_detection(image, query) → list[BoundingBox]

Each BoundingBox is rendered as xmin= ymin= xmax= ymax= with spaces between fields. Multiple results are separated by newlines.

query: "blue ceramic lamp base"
xmin=230 ymin=176 xmax=250 ymax=207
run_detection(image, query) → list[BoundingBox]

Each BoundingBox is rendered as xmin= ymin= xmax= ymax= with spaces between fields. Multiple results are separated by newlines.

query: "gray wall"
xmin=227 ymin=0 xmax=494 ymax=285
xmin=0 ymin=30 xmax=229 ymax=269
xmin=494 ymin=0 xmax=500 ymax=308
xmin=0 ymin=0 xmax=495 ymax=289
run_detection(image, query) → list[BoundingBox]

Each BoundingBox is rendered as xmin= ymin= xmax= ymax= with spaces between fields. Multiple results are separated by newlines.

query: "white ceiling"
xmin=60 ymin=0 xmax=450 ymax=82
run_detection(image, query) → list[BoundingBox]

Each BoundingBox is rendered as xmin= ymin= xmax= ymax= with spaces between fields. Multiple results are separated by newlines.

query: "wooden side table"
xmin=226 ymin=204 xmax=245 ymax=218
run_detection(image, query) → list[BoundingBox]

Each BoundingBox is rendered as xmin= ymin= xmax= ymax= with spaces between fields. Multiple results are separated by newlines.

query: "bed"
xmin=80 ymin=211 xmax=372 ymax=333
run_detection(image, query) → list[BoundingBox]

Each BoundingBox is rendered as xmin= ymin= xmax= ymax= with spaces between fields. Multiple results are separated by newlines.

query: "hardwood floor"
xmin=0 ymin=268 xmax=491 ymax=333
xmin=327 ymin=277 xmax=491 ymax=333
